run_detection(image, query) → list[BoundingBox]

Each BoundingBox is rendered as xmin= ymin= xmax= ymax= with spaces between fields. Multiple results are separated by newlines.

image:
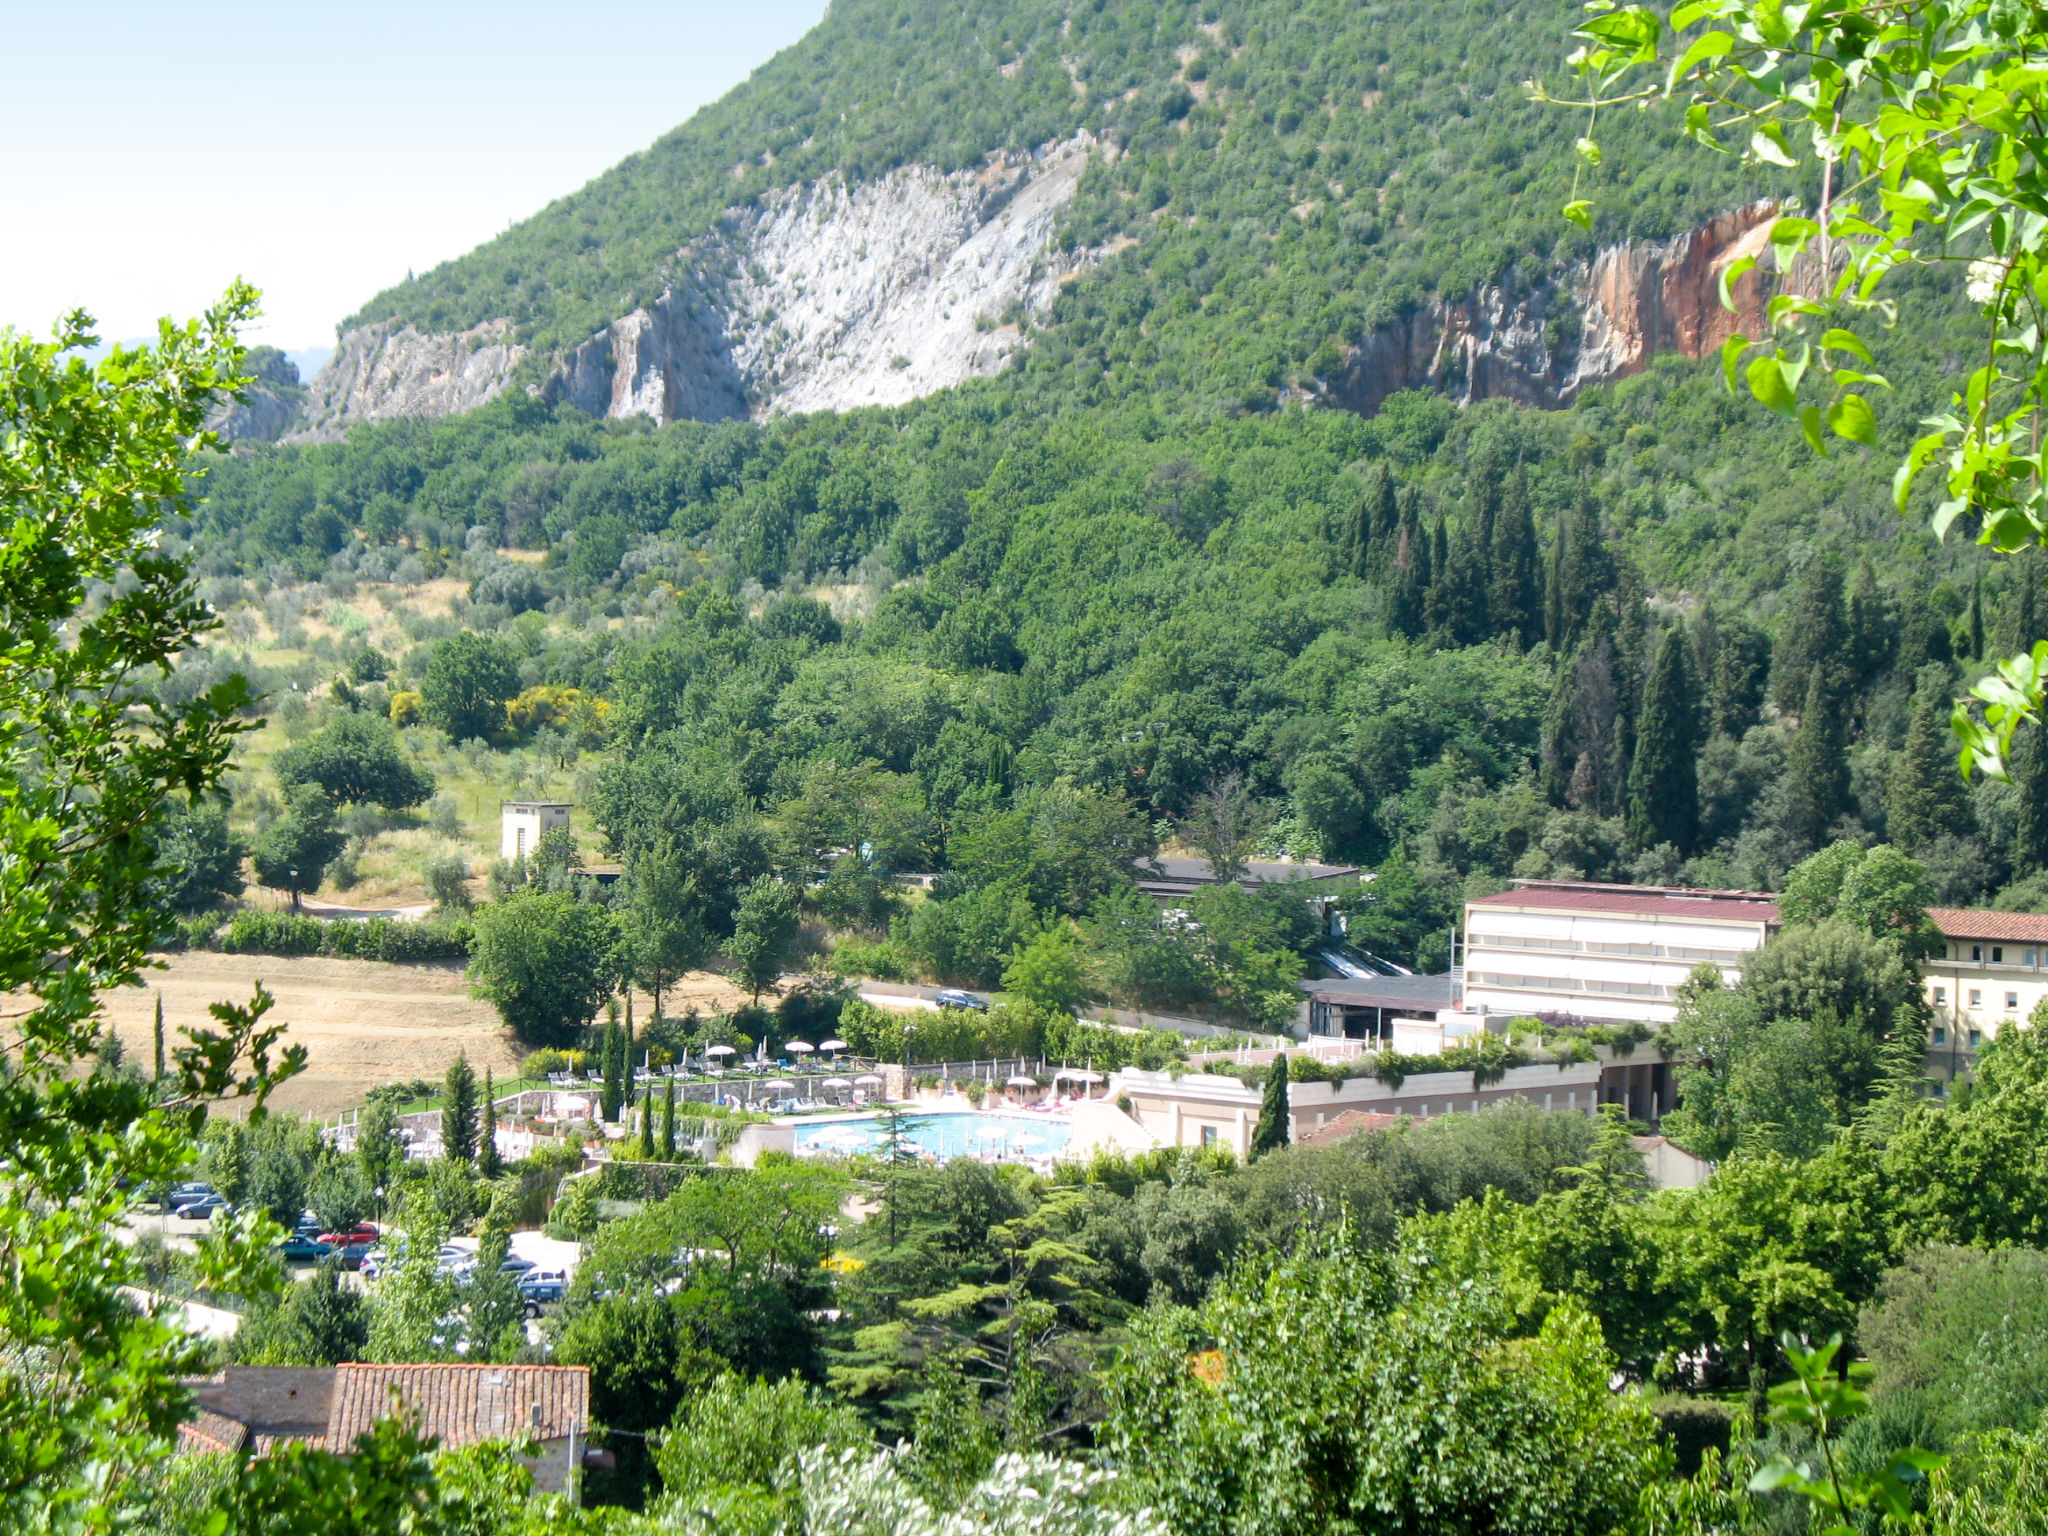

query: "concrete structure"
xmin=1461 ymin=880 xmax=1780 ymax=1024
xmin=1132 ymin=855 xmax=1362 ymax=902
xmin=1923 ymin=908 xmax=2048 ymax=1076
xmin=1303 ymin=974 xmax=1456 ymax=1042
xmin=180 ymin=1364 xmax=590 ymax=1492
xmin=1113 ymin=1044 xmax=1670 ymax=1157
xmin=500 ymin=801 xmax=570 ymax=862
xmin=1631 ymin=1135 xmax=1714 ymax=1189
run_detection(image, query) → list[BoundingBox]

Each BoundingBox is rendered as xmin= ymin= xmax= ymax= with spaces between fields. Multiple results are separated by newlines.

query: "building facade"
xmin=500 ymin=801 xmax=570 ymax=862
xmin=1461 ymin=881 xmax=1780 ymax=1025
xmin=1923 ymin=908 xmax=2048 ymax=1075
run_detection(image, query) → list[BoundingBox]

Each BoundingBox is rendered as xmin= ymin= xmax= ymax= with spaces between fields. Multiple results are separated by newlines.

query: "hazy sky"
xmin=1 ymin=1 xmax=828 ymax=355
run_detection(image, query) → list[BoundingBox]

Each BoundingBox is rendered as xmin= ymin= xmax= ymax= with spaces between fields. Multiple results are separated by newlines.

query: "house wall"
xmin=500 ymin=805 xmax=569 ymax=862
xmin=1923 ymin=939 xmax=2048 ymax=1070
xmin=1462 ymin=907 xmax=1771 ymax=1023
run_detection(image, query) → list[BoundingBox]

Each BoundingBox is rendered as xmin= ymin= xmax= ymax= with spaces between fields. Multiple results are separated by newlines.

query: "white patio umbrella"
xmin=705 ymin=1044 xmax=737 ymax=1058
xmin=822 ymin=1077 xmax=854 ymax=1090
xmin=764 ymin=1079 xmax=796 ymax=1092
xmin=854 ymin=1074 xmax=884 ymax=1087
xmin=1006 ymin=1075 xmax=1038 ymax=1088
xmin=784 ymin=1041 xmax=815 ymax=1056
xmin=818 ymin=1038 xmax=848 ymax=1055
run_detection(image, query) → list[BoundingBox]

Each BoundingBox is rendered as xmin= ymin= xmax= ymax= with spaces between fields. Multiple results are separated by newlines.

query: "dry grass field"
xmin=92 ymin=952 xmax=754 ymax=1118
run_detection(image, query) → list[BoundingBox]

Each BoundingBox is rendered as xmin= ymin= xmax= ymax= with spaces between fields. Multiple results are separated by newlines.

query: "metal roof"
xmin=1299 ymin=974 xmax=1455 ymax=1009
xmin=1468 ymin=880 xmax=1779 ymax=925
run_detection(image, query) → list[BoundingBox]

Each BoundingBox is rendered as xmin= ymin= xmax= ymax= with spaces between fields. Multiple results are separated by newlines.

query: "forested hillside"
xmin=344 ymin=0 xmax=1796 ymax=409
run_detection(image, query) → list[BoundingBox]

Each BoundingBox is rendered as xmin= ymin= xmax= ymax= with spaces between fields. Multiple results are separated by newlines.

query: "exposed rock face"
xmin=303 ymin=137 xmax=1100 ymax=438
xmin=1330 ymin=201 xmax=1791 ymax=415
xmin=209 ymin=346 xmax=307 ymax=443
xmin=295 ymin=319 xmax=526 ymax=440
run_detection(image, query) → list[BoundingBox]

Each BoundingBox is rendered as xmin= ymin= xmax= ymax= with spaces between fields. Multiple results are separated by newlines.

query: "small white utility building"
xmin=500 ymin=801 xmax=570 ymax=862
xmin=1461 ymin=880 xmax=1780 ymax=1025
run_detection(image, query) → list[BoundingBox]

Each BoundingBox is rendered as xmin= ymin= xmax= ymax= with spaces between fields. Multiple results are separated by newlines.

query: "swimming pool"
xmin=792 ymin=1111 xmax=1073 ymax=1162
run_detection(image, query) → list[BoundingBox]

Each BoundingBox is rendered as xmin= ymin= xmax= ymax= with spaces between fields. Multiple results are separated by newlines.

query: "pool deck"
xmin=734 ymin=1098 xmax=1158 ymax=1167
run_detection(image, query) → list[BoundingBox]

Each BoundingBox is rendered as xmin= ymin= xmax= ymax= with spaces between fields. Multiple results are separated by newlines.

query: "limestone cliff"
xmin=1328 ymin=202 xmax=1796 ymax=415
xmin=296 ymin=319 xmax=526 ymax=440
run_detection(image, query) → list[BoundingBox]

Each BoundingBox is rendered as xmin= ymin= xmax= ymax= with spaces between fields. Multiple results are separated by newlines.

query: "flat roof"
xmin=499 ymin=800 xmax=572 ymax=810
xmin=1469 ymin=880 xmax=1779 ymax=925
xmin=1136 ymin=856 xmax=1362 ymax=895
xmin=1929 ymin=907 xmax=2048 ymax=943
xmin=1299 ymin=974 xmax=1455 ymax=1009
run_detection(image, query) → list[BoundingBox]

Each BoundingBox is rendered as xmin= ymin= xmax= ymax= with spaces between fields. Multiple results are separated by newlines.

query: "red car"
xmin=315 ymin=1223 xmax=379 ymax=1247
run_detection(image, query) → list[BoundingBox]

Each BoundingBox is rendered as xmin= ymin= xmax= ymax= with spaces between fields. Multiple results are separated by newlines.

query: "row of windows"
xmin=1953 ymin=943 xmax=2048 ymax=966
xmin=1470 ymin=972 xmax=1677 ymax=1000
xmin=1930 ymin=985 xmax=2025 ymax=1011
xmin=1931 ymin=1025 xmax=1984 ymax=1048
xmin=1470 ymin=933 xmax=1753 ymax=966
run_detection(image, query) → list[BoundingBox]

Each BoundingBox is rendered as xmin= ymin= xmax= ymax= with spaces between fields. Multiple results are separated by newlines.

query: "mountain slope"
xmin=297 ymin=0 xmax=1802 ymax=436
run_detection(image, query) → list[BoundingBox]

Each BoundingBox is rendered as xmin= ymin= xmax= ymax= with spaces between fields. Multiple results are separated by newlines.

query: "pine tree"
xmin=1487 ymin=465 xmax=1542 ymax=649
xmin=1627 ymin=626 xmax=1701 ymax=854
xmin=1709 ymin=616 xmax=1772 ymax=737
xmin=442 ymin=1052 xmax=478 ymax=1165
xmin=1251 ymin=1053 xmax=1290 ymax=1158
xmin=1998 ymin=550 xmax=2043 ymax=657
xmin=477 ymin=1068 xmax=502 ymax=1179
xmin=1772 ymin=559 xmax=1848 ymax=714
xmin=1888 ymin=676 xmax=1975 ymax=851
xmin=1787 ymin=666 xmax=1852 ymax=848
xmin=661 ymin=1078 xmax=678 ymax=1161
xmin=152 ymin=993 xmax=165 ymax=1083
xmin=1431 ymin=514 xmax=1491 ymax=646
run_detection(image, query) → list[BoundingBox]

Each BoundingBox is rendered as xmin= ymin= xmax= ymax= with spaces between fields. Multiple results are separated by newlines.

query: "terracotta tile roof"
xmin=1299 ymin=1110 xmax=1403 ymax=1147
xmin=178 ymin=1410 xmax=249 ymax=1455
xmin=1469 ymin=880 xmax=1780 ymax=925
xmin=1928 ymin=908 xmax=2048 ymax=943
xmin=325 ymin=1364 xmax=589 ymax=1450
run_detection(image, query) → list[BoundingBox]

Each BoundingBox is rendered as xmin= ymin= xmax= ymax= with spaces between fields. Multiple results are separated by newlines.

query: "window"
xmin=1970 ymin=989 xmax=1983 ymax=1007
xmin=1933 ymin=1026 xmax=1948 ymax=1045
xmin=1994 ymin=946 xmax=2005 ymax=963
xmin=1973 ymin=945 xmax=1984 ymax=962
xmin=1200 ymin=1126 xmax=1218 ymax=1148
xmin=2008 ymin=993 xmax=2020 ymax=1010
xmin=2030 ymin=949 xmax=2040 ymax=966
xmin=1934 ymin=986 xmax=1947 ymax=1005
xmin=1971 ymin=1028 xmax=1984 ymax=1047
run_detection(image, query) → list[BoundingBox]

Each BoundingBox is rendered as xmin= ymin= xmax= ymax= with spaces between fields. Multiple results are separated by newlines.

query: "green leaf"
xmin=1749 ymin=123 xmax=1798 ymax=167
xmin=1826 ymin=393 xmax=1878 ymax=446
xmin=1821 ymin=327 xmax=1873 ymax=364
xmin=1563 ymin=200 xmax=1595 ymax=232
xmin=1801 ymin=405 xmax=1828 ymax=455
xmin=1720 ymin=332 xmax=1750 ymax=392
xmin=1666 ymin=29 xmax=1732 ymax=90
xmin=1718 ymin=254 xmax=1758 ymax=311
xmin=1748 ymin=354 xmax=1798 ymax=416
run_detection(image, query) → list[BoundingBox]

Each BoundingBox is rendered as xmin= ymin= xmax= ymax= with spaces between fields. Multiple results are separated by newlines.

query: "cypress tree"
xmin=1967 ymin=574 xmax=1986 ymax=660
xmin=1998 ymin=550 xmax=2043 ymax=657
xmin=442 ymin=1052 xmax=478 ymax=1165
xmin=2013 ymin=723 xmax=2048 ymax=875
xmin=1390 ymin=504 xmax=1431 ymax=637
xmin=1709 ymin=616 xmax=1772 ymax=737
xmin=1544 ymin=506 xmax=1567 ymax=652
xmin=1556 ymin=483 xmax=1615 ymax=651
xmin=661 ymin=1078 xmax=678 ymax=1160
xmin=1364 ymin=461 xmax=1399 ymax=578
xmin=1896 ymin=589 xmax=1954 ymax=672
xmin=1772 ymin=559 xmax=1849 ymax=713
xmin=1845 ymin=562 xmax=1895 ymax=682
xmin=638 ymin=1089 xmax=655 ymax=1158
xmin=599 ymin=1013 xmax=623 ymax=1124
xmin=1567 ymin=626 xmax=1625 ymax=816
xmin=1487 ymin=465 xmax=1542 ymax=649
xmin=1433 ymin=514 xmax=1491 ymax=646
xmin=1787 ymin=666 xmax=1852 ymax=847
xmin=1251 ymin=1053 xmax=1290 ymax=1158
xmin=624 ymin=992 xmax=636 ymax=1114
xmin=152 ymin=993 xmax=165 ymax=1083
xmin=1888 ymin=675 xmax=1975 ymax=851
xmin=1611 ymin=560 xmax=1651 ymax=774
xmin=1627 ymin=626 xmax=1701 ymax=854
xmin=477 ymin=1068 xmax=502 ymax=1179
xmin=1423 ymin=516 xmax=1457 ymax=639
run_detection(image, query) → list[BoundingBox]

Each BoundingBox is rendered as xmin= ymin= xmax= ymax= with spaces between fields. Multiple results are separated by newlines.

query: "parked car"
xmin=517 ymin=1270 xmax=568 ymax=1314
xmin=331 ymin=1240 xmax=375 ymax=1272
xmin=497 ymin=1253 xmax=537 ymax=1277
xmin=172 ymin=1193 xmax=229 ymax=1221
xmin=315 ymin=1223 xmax=379 ymax=1248
xmin=275 ymin=1233 xmax=334 ymax=1263
xmin=934 ymin=989 xmax=989 ymax=1011
xmin=163 ymin=1182 xmax=214 ymax=1212
xmin=359 ymin=1246 xmax=393 ymax=1280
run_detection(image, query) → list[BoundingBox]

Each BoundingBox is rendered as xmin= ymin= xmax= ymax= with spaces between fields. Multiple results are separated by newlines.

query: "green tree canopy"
xmin=467 ymin=888 xmax=620 ymax=1047
xmin=273 ymin=712 xmax=434 ymax=810
xmin=422 ymin=632 xmax=519 ymax=744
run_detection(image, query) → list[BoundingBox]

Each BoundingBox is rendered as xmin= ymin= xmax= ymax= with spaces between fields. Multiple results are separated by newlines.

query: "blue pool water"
xmin=793 ymin=1111 xmax=1073 ymax=1162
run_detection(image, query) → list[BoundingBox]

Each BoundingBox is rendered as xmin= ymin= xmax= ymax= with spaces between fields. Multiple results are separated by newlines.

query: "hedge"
xmin=215 ymin=910 xmax=472 ymax=963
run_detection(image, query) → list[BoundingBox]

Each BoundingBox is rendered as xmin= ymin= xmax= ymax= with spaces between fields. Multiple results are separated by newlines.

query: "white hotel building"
xmin=1460 ymin=880 xmax=1781 ymax=1025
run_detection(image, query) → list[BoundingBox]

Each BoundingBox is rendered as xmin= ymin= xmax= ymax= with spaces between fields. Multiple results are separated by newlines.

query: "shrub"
xmin=214 ymin=911 xmax=471 ymax=963
xmin=218 ymin=910 xmax=325 ymax=957
xmin=520 ymin=1048 xmax=587 ymax=1079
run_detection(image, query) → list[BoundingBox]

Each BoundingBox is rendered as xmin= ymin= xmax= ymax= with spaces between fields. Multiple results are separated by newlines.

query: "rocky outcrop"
xmin=1329 ymin=201 xmax=1795 ymax=415
xmin=208 ymin=346 xmax=307 ymax=443
xmin=295 ymin=319 xmax=525 ymax=440
xmin=303 ymin=136 xmax=1101 ymax=438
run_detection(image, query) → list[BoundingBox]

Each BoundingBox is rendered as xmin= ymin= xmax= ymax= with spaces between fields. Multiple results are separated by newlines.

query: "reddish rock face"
xmin=1326 ymin=201 xmax=1824 ymax=418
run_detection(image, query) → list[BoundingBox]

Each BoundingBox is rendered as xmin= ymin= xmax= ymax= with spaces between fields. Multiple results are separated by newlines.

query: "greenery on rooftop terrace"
xmin=345 ymin=0 xmax=1796 ymax=403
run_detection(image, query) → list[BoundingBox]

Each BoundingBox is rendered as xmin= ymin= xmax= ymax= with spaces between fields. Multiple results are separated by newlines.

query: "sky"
xmin=0 ymin=1 xmax=828 ymax=362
